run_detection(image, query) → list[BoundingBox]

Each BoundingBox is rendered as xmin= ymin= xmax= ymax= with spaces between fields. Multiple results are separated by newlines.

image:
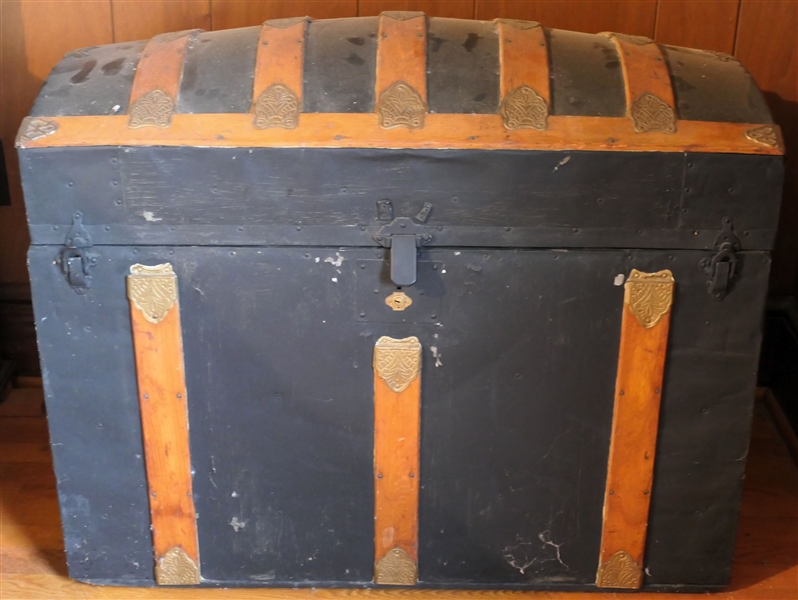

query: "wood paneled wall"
xmin=1 ymin=0 xmax=796 ymax=293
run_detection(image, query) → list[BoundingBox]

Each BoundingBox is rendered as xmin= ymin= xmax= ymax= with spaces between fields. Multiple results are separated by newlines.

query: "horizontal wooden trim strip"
xmin=17 ymin=113 xmax=783 ymax=155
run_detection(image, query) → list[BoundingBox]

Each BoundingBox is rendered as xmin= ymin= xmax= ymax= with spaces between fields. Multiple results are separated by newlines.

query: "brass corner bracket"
xmin=596 ymin=550 xmax=643 ymax=589
xmin=624 ymin=269 xmax=675 ymax=329
xmin=155 ymin=547 xmax=200 ymax=585
xmin=374 ymin=547 xmax=417 ymax=585
xmin=127 ymin=263 xmax=178 ymax=324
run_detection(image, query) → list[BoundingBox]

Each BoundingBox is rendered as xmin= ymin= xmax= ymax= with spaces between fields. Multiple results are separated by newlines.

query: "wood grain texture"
xmin=373 ymin=338 xmax=421 ymax=579
xmin=212 ymin=1 xmax=356 ymax=30
xmin=129 ymin=32 xmax=196 ymax=108
xmin=360 ymin=1 xmax=474 ymax=18
xmin=17 ymin=113 xmax=784 ymax=155
xmin=497 ymin=20 xmax=550 ymax=103
xmin=375 ymin=12 xmax=428 ymax=103
xmin=597 ymin=275 xmax=674 ymax=588
xmin=475 ymin=0 xmax=658 ymax=36
xmin=0 ymin=0 xmax=113 ymax=284
xmin=655 ymin=0 xmax=740 ymax=53
xmin=253 ymin=18 xmax=308 ymax=104
xmin=128 ymin=283 xmax=199 ymax=579
xmin=2 ymin=389 xmax=797 ymax=597
xmin=608 ymin=33 xmax=676 ymax=111
xmin=112 ymin=0 xmax=210 ymax=42
xmin=735 ymin=0 xmax=798 ymax=295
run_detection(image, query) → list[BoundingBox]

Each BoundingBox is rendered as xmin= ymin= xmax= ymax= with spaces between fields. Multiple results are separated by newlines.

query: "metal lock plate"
xmin=356 ymin=259 xmax=443 ymax=323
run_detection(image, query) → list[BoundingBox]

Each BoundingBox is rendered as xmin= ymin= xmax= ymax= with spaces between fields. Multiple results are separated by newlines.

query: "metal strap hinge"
xmin=702 ymin=217 xmax=740 ymax=300
xmin=56 ymin=211 xmax=99 ymax=295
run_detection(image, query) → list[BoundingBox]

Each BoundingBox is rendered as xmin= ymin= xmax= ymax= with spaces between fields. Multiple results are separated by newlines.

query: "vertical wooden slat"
xmin=111 ymin=0 xmax=210 ymax=43
xmin=654 ymin=0 xmax=740 ymax=54
xmin=596 ymin=269 xmax=674 ymax=590
xmin=605 ymin=33 xmax=677 ymax=134
xmin=250 ymin=17 xmax=308 ymax=130
xmin=373 ymin=336 xmax=422 ymax=586
xmin=128 ymin=263 xmax=200 ymax=586
xmin=496 ymin=19 xmax=550 ymax=130
xmin=375 ymin=11 xmax=428 ymax=129
xmin=475 ymin=0 xmax=657 ymax=37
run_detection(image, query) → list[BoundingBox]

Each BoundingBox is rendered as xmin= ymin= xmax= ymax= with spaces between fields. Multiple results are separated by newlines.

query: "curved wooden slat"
xmin=251 ymin=17 xmax=309 ymax=130
xmin=604 ymin=32 xmax=677 ymax=133
xmin=128 ymin=31 xmax=199 ymax=129
xmin=496 ymin=19 xmax=550 ymax=130
xmin=375 ymin=12 xmax=427 ymax=130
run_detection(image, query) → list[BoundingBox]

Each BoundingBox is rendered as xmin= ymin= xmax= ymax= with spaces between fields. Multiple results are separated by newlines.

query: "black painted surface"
xmin=646 ymin=251 xmax=771 ymax=586
xmin=27 ymin=245 xmax=154 ymax=584
xmin=26 ymin=242 xmax=772 ymax=588
xmin=30 ymin=42 xmax=146 ymax=117
xmin=548 ymin=29 xmax=626 ymax=117
xmin=178 ymin=27 xmax=259 ymax=114
xmin=662 ymin=45 xmax=773 ymax=124
xmin=303 ymin=17 xmax=378 ymax=113
xmin=427 ymin=18 xmax=499 ymax=114
xmin=19 ymin=147 xmax=783 ymax=253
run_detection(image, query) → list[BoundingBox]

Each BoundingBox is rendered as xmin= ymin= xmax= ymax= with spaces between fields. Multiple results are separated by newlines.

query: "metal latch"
xmin=374 ymin=202 xmax=433 ymax=287
xmin=56 ymin=211 xmax=98 ymax=295
xmin=701 ymin=217 xmax=740 ymax=300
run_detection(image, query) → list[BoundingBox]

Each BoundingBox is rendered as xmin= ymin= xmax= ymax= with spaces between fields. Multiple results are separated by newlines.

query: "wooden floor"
xmin=0 ymin=390 xmax=796 ymax=599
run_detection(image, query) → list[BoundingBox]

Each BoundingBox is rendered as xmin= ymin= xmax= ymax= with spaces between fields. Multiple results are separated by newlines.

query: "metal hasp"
xmin=702 ymin=217 xmax=740 ymax=300
xmin=374 ymin=204 xmax=433 ymax=287
xmin=55 ymin=211 xmax=98 ymax=294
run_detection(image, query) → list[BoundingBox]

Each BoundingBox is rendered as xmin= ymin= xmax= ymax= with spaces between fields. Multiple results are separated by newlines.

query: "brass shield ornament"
xmin=624 ymin=269 xmax=675 ymax=329
xmin=376 ymin=81 xmax=426 ymax=130
xmin=501 ymin=85 xmax=549 ymax=131
xmin=127 ymin=264 xmax=178 ymax=324
xmin=129 ymin=89 xmax=175 ymax=129
xmin=253 ymin=83 xmax=301 ymax=130
xmin=630 ymin=93 xmax=677 ymax=134
xmin=374 ymin=336 xmax=422 ymax=393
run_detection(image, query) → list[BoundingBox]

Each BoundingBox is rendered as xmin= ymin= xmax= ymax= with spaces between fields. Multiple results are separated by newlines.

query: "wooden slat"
xmin=497 ymin=20 xmax=549 ymax=103
xmin=654 ymin=0 xmax=740 ymax=54
xmin=373 ymin=336 xmax=422 ymax=585
xmin=596 ymin=269 xmax=674 ymax=590
xmin=16 ymin=112 xmax=784 ymax=156
xmin=212 ymin=1 xmax=355 ymax=30
xmin=250 ymin=17 xmax=308 ymax=129
xmin=608 ymin=33 xmax=675 ymax=109
xmin=496 ymin=19 xmax=549 ymax=130
xmin=476 ymin=0 xmax=657 ymax=37
xmin=375 ymin=11 xmax=428 ymax=129
xmin=111 ymin=0 xmax=210 ymax=43
xmin=128 ymin=32 xmax=196 ymax=111
xmin=127 ymin=263 xmax=199 ymax=586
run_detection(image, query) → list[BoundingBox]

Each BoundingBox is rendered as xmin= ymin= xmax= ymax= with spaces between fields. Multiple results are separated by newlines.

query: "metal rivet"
xmin=431 ymin=314 xmax=437 ymax=319
xmin=151 ymin=492 xmax=156 ymax=498
xmin=360 ymin=264 xmax=366 ymax=269
xmin=296 ymin=226 xmax=302 ymax=231
xmin=176 ymin=393 xmax=182 ymax=399
xmin=377 ymin=473 xmax=383 ymax=479
xmin=619 ymin=390 xmax=625 ymax=396
xmin=360 ymin=312 xmax=366 ymax=318
xmin=644 ymin=490 xmax=650 ymax=495
xmin=609 ymin=490 xmax=615 ymax=495
xmin=143 ymin=394 xmax=149 ymax=399
xmin=654 ymin=388 xmax=661 ymax=394
xmin=409 ymin=473 xmax=415 ymax=478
